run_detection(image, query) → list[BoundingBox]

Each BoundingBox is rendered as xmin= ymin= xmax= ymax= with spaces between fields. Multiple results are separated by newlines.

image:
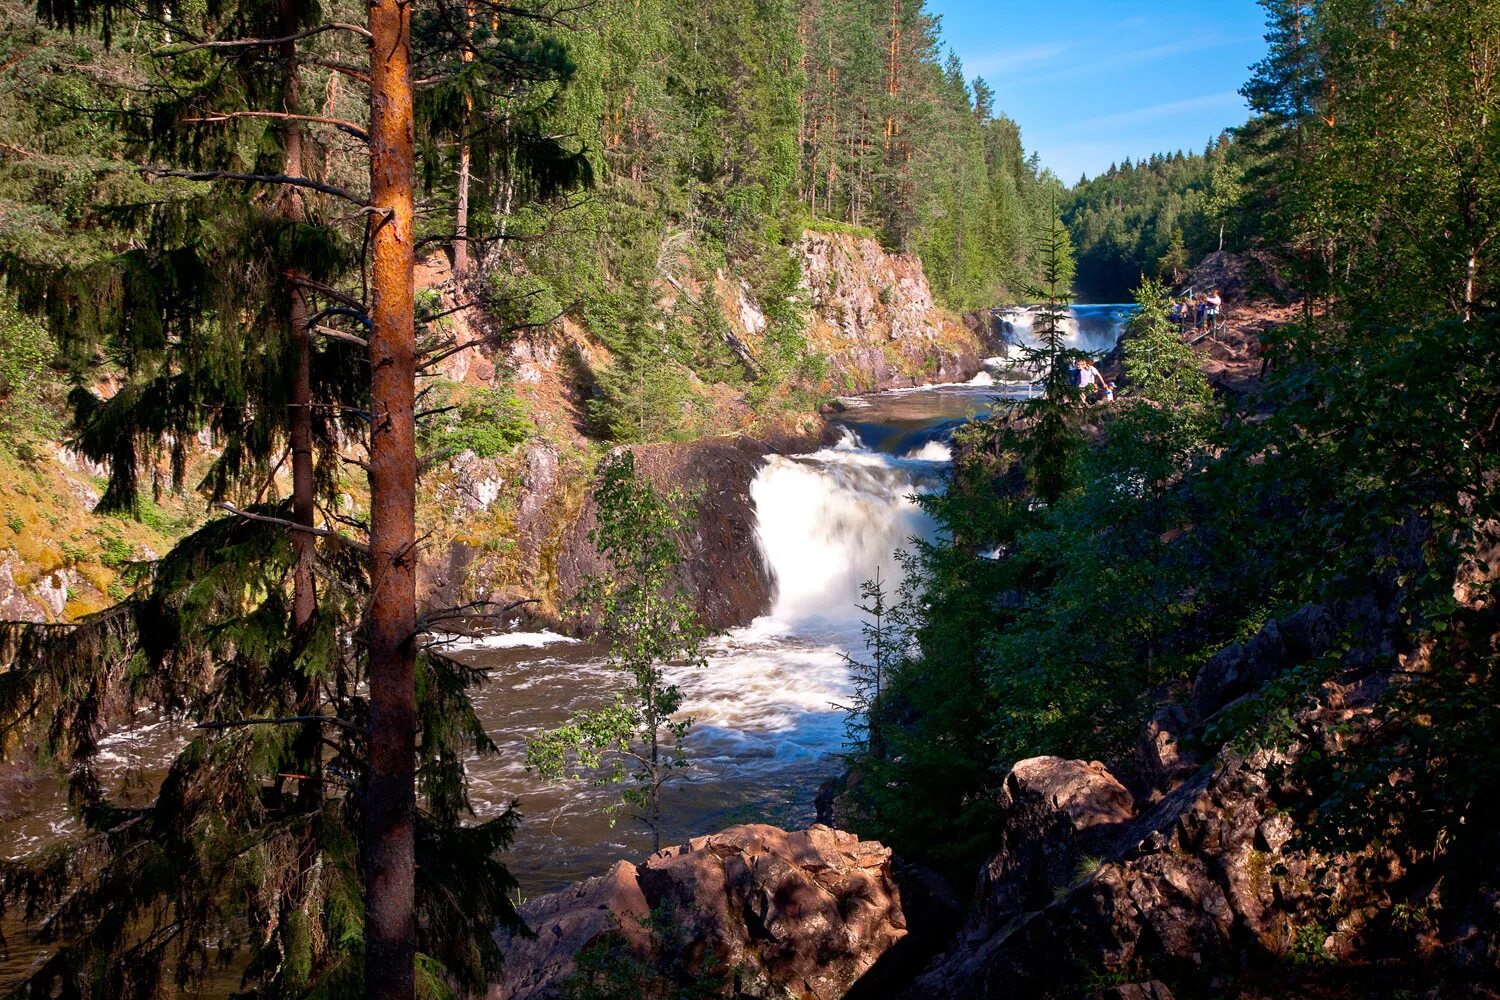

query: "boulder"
xmin=1090 ymin=982 xmax=1175 ymax=1000
xmin=1136 ymin=703 xmax=1199 ymax=791
xmin=492 ymin=824 xmax=906 ymax=1000
xmin=966 ymin=757 xmax=1133 ymax=937
xmin=1278 ymin=603 xmax=1336 ymax=663
xmin=493 ymin=861 xmax=653 ymax=1000
xmin=1189 ymin=641 xmax=1249 ymax=721
xmin=1191 ymin=607 xmax=1340 ymax=721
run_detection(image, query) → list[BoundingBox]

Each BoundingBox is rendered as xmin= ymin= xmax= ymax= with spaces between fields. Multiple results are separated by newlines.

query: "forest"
xmin=0 ymin=0 xmax=1497 ymax=997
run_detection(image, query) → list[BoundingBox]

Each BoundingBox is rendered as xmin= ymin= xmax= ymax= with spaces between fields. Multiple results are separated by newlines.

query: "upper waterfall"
xmin=990 ymin=303 xmax=1137 ymax=357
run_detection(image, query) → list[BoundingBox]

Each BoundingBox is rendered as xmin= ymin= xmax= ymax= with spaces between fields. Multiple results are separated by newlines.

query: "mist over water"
xmin=992 ymin=303 xmax=1137 ymax=357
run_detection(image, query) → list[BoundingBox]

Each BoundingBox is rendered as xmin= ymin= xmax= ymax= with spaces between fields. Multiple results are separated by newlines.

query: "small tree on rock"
xmin=527 ymin=451 xmax=706 ymax=852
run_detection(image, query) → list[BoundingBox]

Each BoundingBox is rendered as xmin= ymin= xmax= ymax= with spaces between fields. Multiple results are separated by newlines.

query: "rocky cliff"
xmin=795 ymin=231 xmax=995 ymax=394
xmin=417 ymin=229 xmax=995 ymax=631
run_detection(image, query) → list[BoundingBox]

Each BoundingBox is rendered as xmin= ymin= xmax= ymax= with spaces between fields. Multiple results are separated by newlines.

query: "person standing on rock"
xmin=1079 ymin=359 xmax=1113 ymax=404
xmin=1207 ymin=289 xmax=1223 ymax=333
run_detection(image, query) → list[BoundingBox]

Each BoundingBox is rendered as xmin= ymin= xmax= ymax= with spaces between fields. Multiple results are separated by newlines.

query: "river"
xmin=0 ymin=305 xmax=1132 ymax=984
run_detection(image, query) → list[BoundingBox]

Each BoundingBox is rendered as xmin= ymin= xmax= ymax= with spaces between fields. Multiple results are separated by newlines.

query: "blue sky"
xmin=927 ymin=1 xmax=1271 ymax=182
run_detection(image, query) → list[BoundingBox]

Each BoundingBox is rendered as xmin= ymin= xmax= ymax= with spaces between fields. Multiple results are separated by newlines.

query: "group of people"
xmin=1170 ymin=289 xmax=1224 ymax=336
xmin=1070 ymin=358 xmax=1114 ymax=404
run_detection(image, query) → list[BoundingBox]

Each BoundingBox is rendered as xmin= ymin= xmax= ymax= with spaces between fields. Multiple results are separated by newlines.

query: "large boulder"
xmin=965 ymin=757 xmax=1134 ymax=938
xmin=492 ymin=824 xmax=906 ymax=1000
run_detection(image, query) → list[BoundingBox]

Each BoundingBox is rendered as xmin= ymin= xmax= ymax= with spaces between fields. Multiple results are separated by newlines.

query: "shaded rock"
xmin=1191 ymin=607 xmax=1341 ymax=722
xmin=1136 ymin=703 xmax=1199 ymax=792
xmin=845 ymin=858 xmax=961 ymax=1000
xmin=492 ymin=861 xmax=653 ymax=1000
xmin=814 ymin=769 xmax=863 ymax=832
xmin=493 ymin=824 xmax=905 ymax=1000
xmin=1090 ymin=982 xmax=1175 ymax=1000
xmin=1189 ymin=641 xmax=1249 ymax=721
xmin=558 ymin=435 xmax=825 ymax=632
xmin=967 ymin=757 xmax=1134 ymax=937
xmin=1278 ymin=603 xmax=1336 ymax=662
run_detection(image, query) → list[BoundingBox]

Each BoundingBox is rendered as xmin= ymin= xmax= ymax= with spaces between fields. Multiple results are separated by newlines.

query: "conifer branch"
xmin=152 ymin=22 xmax=374 ymax=55
xmin=196 ymin=715 xmax=363 ymax=733
xmin=142 ymin=168 xmax=368 ymax=206
xmin=214 ymin=502 xmax=369 ymax=552
xmin=182 ymin=111 xmax=370 ymax=143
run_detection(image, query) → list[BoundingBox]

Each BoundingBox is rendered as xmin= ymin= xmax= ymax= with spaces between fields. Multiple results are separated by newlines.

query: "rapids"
xmin=0 ymin=305 xmax=1133 ymax=911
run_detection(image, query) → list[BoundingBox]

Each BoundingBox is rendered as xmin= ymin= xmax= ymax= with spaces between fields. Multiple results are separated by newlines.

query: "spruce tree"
xmin=0 ymin=0 xmax=589 ymax=995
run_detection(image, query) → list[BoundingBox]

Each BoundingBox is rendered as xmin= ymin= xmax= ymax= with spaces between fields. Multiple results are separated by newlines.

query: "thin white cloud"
xmin=1066 ymin=92 xmax=1245 ymax=132
xmin=964 ymin=41 xmax=1070 ymax=78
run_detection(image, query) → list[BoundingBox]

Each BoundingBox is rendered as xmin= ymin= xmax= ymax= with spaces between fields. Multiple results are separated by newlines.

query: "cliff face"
xmin=797 ymin=231 xmax=995 ymax=394
xmin=420 ymin=230 xmax=993 ymax=630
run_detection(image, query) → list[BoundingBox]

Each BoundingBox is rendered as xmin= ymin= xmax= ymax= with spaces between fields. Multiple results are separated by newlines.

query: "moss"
xmin=0 ymin=445 xmax=202 ymax=621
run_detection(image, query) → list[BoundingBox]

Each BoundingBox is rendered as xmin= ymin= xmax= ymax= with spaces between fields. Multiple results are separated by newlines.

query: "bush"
xmin=430 ymin=383 xmax=533 ymax=459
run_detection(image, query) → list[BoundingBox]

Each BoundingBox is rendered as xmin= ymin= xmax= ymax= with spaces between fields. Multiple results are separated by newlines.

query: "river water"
xmin=449 ymin=379 xmax=1039 ymax=890
xmin=0 ymin=306 xmax=1131 ymax=984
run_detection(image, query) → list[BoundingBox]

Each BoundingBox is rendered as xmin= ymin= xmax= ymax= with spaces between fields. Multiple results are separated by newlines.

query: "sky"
xmin=927 ymin=1 xmax=1271 ymax=183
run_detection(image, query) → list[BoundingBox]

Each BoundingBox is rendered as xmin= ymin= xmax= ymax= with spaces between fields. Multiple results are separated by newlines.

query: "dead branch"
xmin=154 ymin=22 xmax=373 ymax=56
xmin=143 ymin=168 xmax=367 ymax=206
xmin=182 ymin=110 xmax=369 ymax=143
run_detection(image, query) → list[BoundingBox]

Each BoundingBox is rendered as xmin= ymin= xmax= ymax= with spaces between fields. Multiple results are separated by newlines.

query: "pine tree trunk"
xmin=453 ymin=1 xmax=475 ymax=279
xmin=280 ymin=0 xmax=322 ymax=822
xmin=365 ymin=0 xmax=418 ymax=992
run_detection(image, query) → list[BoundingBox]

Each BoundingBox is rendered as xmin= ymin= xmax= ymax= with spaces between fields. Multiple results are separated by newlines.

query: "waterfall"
xmin=747 ymin=431 xmax=940 ymax=638
xmin=992 ymin=303 xmax=1137 ymax=358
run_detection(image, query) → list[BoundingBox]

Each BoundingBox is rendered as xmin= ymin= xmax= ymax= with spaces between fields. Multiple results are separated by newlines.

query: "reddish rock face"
xmin=966 ymin=756 xmax=1135 ymax=938
xmin=492 ymin=824 xmax=907 ymax=1000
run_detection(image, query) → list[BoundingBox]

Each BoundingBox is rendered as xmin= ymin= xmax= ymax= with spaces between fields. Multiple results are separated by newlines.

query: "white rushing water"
xmin=992 ymin=303 xmax=1137 ymax=357
xmin=749 ymin=431 xmax=940 ymax=633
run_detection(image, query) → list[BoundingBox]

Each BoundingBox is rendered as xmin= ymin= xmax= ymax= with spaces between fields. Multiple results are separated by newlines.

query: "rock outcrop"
xmin=492 ymin=824 xmax=907 ymax=1000
xmin=799 ymin=231 xmax=999 ymax=393
xmin=902 ymin=593 xmax=1497 ymax=998
xmin=965 ymin=757 xmax=1134 ymax=937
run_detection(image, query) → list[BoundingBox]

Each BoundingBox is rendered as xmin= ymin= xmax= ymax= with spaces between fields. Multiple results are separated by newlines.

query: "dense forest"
xmin=836 ymin=0 xmax=1500 ymax=992
xmin=0 ymin=0 xmax=1066 ymax=458
xmin=1062 ymin=135 xmax=1255 ymax=301
xmin=0 ymin=0 xmax=1497 ymax=996
xmin=0 ymin=0 xmax=1058 ymax=995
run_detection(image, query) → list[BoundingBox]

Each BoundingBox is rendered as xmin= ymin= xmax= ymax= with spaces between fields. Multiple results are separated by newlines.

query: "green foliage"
xmin=1014 ymin=215 xmax=1084 ymax=506
xmin=0 ymin=295 xmax=58 ymax=451
xmin=427 ymin=382 xmax=533 ymax=460
xmin=528 ymin=451 xmax=707 ymax=851
xmin=1064 ymin=136 xmax=1259 ymax=301
xmin=1122 ymin=277 xmax=1213 ymax=409
xmin=837 ymin=570 xmax=899 ymax=763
